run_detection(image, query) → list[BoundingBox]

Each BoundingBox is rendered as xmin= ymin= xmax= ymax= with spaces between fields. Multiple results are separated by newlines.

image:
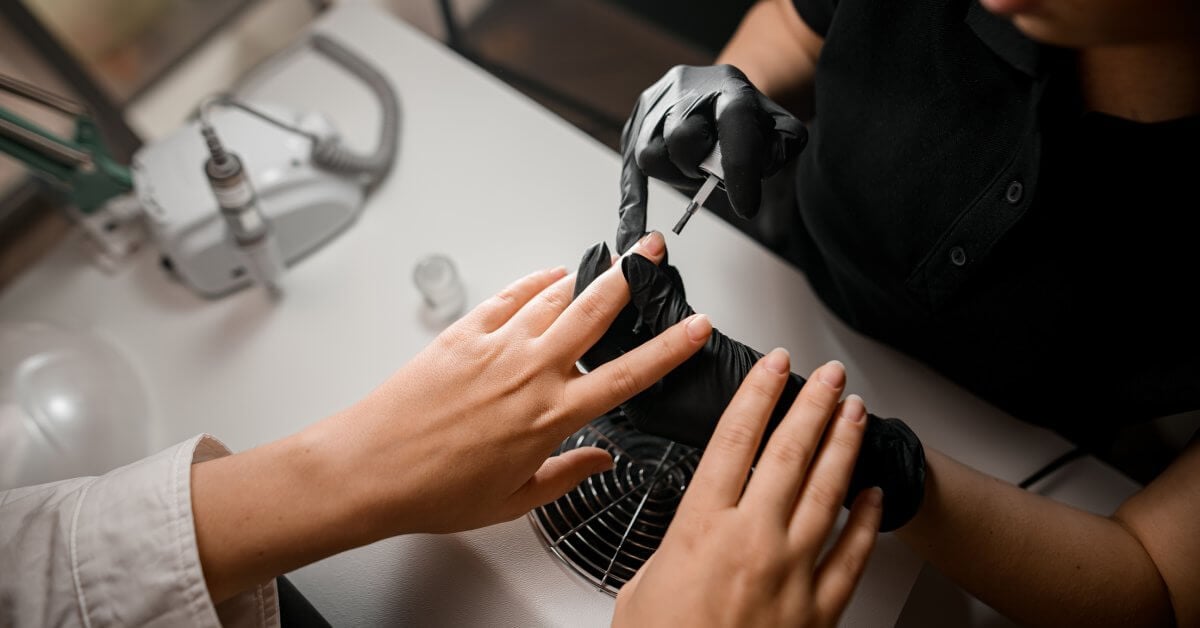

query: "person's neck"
xmin=1077 ymin=40 xmax=1200 ymax=122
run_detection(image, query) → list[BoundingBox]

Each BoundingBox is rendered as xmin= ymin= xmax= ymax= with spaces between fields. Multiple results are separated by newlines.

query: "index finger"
xmin=789 ymin=394 xmax=868 ymax=546
xmin=540 ymin=232 xmax=666 ymax=361
xmin=739 ymin=361 xmax=846 ymax=519
xmin=679 ymin=349 xmax=791 ymax=512
xmin=460 ymin=266 xmax=569 ymax=332
xmin=562 ymin=313 xmax=712 ymax=424
xmin=618 ymin=116 xmax=650 ymax=254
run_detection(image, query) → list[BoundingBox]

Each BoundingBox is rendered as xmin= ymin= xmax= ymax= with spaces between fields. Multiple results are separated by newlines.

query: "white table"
xmin=0 ymin=3 xmax=1136 ymax=625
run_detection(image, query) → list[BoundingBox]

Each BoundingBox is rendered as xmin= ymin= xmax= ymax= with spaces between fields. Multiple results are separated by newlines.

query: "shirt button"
xmin=1005 ymin=180 xmax=1024 ymax=205
xmin=949 ymin=246 xmax=967 ymax=267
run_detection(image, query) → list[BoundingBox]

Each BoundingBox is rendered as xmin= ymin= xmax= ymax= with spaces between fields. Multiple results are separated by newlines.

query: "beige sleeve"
xmin=0 ymin=435 xmax=279 ymax=628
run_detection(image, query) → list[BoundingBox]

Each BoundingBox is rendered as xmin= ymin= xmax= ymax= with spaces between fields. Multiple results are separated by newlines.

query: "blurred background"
xmin=0 ymin=0 xmax=756 ymax=288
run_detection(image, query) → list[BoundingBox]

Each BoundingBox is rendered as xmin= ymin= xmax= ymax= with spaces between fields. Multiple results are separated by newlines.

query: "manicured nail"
xmin=546 ymin=265 xmax=568 ymax=278
xmin=843 ymin=394 xmax=865 ymax=423
xmin=638 ymin=231 xmax=665 ymax=257
xmin=866 ymin=487 xmax=883 ymax=508
xmin=763 ymin=347 xmax=790 ymax=374
xmin=685 ymin=314 xmax=712 ymax=342
xmin=819 ymin=359 xmax=846 ymax=388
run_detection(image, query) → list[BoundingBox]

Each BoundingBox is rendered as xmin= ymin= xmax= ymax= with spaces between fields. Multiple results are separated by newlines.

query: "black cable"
xmin=437 ymin=0 xmax=465 ymax=53
xmin=1018 ymin=446 xmax=1086 ymax=490
xmin=307 ymin=0 xmax=333 ymax=13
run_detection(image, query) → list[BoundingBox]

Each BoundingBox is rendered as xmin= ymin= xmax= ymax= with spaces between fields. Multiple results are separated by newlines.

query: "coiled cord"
xmin=197 ymin=33 xmax=401 ymax=186
xmin=308 ymin=34 xmax=400 ymax=184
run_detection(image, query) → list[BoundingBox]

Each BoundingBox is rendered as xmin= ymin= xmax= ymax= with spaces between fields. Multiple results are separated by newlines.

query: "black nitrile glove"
xmin=576 ymin=243 xmax=925 ymax=532
xmin=618 ymin=65 xmax=808 ymax=253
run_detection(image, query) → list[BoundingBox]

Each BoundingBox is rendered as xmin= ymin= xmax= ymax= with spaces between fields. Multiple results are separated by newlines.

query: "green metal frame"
xmin=0 ymin=89 xmax=131 ymax=215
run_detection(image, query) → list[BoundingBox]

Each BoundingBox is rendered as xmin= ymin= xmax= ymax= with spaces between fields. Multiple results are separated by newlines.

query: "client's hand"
xmin=192 ymin=232 xmax=713 ymax=602
xmin=612 ymin=355 xmax=882 ymax=627
xmin=323 ymin=231 xmax=711 ymax=535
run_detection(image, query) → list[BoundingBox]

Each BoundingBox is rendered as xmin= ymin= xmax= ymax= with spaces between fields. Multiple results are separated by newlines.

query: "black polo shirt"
xmin=772 ymin=0 xmax=1200 ymax=441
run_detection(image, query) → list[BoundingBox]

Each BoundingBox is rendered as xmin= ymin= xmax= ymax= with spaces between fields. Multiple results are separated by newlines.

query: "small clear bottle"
xmin=413 ymin=254 xmax=466 ymax=324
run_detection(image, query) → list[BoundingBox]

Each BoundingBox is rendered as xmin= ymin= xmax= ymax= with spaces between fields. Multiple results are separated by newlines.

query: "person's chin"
xmin=1009 ymin=15 xmax=1086 ymax=47
xmin=980 ymin=1 xmax=1086 ymax=47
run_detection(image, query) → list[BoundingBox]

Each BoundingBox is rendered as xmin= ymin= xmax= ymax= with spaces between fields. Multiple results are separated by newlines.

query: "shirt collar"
xmin=965 ymin=1 xmax=1045 ymax=77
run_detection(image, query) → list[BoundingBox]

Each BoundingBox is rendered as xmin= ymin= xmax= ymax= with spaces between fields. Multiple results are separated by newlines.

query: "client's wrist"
xmin=289 ymin=413 xmax=401 ymax=547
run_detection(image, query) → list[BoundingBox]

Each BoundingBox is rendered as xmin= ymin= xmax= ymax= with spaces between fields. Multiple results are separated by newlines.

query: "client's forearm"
xmin=191 ymin=418 xmax=373 ymax=604
xmin=898 ymin=448 xmax=1173 ymax=627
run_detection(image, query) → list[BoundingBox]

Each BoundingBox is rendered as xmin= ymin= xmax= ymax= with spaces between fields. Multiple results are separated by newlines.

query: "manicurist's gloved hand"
xmin=618 ymin=65 xmax=807 ymax=252
xmin=613 ymin=355 xmax=882 ymax=627
xmin=575 ymin=239 xmax=925 ymax=532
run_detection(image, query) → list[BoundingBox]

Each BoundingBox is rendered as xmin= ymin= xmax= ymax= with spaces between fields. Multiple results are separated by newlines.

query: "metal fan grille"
xmin=529 ymin=411 xmax=699 ymax=596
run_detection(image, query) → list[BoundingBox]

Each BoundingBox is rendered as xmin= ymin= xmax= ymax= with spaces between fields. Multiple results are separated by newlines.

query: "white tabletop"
xmin=0 ymin=3 xmax=1090 ymax=625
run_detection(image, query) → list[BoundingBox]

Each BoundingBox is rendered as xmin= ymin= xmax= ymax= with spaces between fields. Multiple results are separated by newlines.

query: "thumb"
xmin=620 ymin=553 xmax=655 ymax=596
xmin=509 ymin=448 xmax=614 ymax=512
xmin=621 ymin=254 xmax=696 ymax=335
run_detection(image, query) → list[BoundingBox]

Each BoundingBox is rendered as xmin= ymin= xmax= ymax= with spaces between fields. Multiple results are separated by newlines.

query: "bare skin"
xmin=614 ymin=356 xmax=883 ymax=627
xmin=981 ymin=0 xmax=1200 ymax=122
xmin=717 ymin=0 xmax=824 ymax=119
xmin=191 ymin=232 xmax=717 ymax=603
xmin=1077 ymin=43 xmax=1200 ymax=122
xmin=981 ymin=0 xmax=1200 ymax=47
xmin=711 ymin=1 xmax=1200 ymax=625
xmin=897 ymin=446 xmax=1200 ymax=627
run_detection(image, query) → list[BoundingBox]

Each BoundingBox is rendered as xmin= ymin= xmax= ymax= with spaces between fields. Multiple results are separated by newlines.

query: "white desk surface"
xmin=0 ymin=2 xmax=1128 ymax=626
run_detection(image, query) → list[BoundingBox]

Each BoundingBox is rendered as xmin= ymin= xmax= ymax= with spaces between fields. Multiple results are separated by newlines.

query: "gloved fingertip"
xmin=774 ymin=115 xmax=808 ymax=143
xmin=728 ymin=181 xmax=762 ymax=220
xmin=620 ymin=251 xmax=657 ymax=273
xmin=794 ymin=123 xmax=809 ymax=151
xmin=619 ymin=254 xmax=660 ymax=294
xmin=582 ymin=241 xmax=612 ymax=270
xmin=661 ymin=263 xmax=688 ymax=301
xmin=575 ymin=242 xmax=613 ymax=298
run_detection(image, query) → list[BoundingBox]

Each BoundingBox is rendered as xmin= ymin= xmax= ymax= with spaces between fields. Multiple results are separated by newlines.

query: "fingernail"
xmin=819 ymin=360 xmax=845 ymax=388
xmin=867 ymin=487 xmax=884 ymax=508
xmin=638 ymin=231 xmax=665 ymax=257
xmin=685 ymin=314 xmax=712 ymax=342
xmin=592 ymin=458 xmax=615 ymax=474
xmin=843 ymin=394 xmax=865 ymax=423
xmin=763 ymin=347 xmax=790 ymax=374
xmin=546 ymin=265 xmax=568 ymax=278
